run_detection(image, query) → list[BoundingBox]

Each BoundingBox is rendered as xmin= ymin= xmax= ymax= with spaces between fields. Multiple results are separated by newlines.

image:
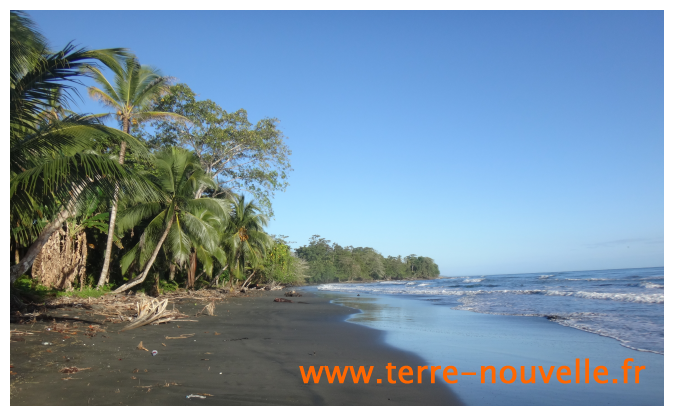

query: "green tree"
xmin=260 ymin=236 xmax=306 ymax=285
xmin=113 ymin=147 xmax=228 ymax=293
xmin=87 ymin=57 xmax=187 ymax=287
xmin=10 ymin=11 xmax=155 ymax=284
xmin=142 ymin=84 xmax=292 ymax=215
xmin=222 ymin=194 xmax=272 ymax=289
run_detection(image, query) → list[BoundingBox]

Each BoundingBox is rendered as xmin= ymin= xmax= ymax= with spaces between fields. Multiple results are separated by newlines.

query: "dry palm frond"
xmin=198 ymin=301 xmax=215 ymax=316
xmin=120 ymin=298 xmax=168 ymax=331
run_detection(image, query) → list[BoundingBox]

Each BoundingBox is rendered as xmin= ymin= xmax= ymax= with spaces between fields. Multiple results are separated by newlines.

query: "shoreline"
xmin=320 ymin=289 xmax=664 ymax=405
xmin=10 ymin=290 xmax=461 ymax=406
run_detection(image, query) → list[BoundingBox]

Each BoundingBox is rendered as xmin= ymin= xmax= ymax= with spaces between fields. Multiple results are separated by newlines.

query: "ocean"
xmin=313 ymin=266 xmax=664 ymax=405
xmin=318 ymin=266 xmax=664 ymax=354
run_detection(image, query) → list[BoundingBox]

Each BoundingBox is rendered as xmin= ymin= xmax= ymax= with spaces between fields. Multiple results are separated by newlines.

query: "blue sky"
xmin=28 ymin=10 xmax=664 ymax=276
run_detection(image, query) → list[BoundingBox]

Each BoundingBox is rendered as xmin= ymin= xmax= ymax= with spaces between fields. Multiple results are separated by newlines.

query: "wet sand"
xmin=10 ymin=290 xmax=461 ymax=406
xmin=328 ymin=292 xmax=664 ymax=405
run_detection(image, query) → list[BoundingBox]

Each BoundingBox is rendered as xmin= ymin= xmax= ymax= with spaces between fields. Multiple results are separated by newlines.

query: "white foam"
xmin=544 ymin=290 xmax=664 ymax=304
xmin=463 ymin=278 xmax=484 ymax=283
xmin=318 ymin=284 xmax=664 ymax=304
xmin=640 ymin=282 xmax=664 ymax=289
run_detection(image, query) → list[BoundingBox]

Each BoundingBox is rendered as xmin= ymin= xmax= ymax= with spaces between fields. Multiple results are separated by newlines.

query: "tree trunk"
xmin=33 ymin=226 xmax=88 ymax=291
xmin=97 ymin=119 xmax=129 ymax=288
xmin=10 ymin=209 xmax=70 ymax=284
xmin=229 ymin=257 xmax=239 ymax=290
xmin=186 ymin=251 xmax=197 ymax=289
xmin=169 ymin=262 xmax=176 ymax=281
xmin=210 ymin=265 xmax=228 ymax=287
xmin=242 ymin=271 xmax=255 ymax=290
xmin=113 ymin=214 xmax=174 ymax=293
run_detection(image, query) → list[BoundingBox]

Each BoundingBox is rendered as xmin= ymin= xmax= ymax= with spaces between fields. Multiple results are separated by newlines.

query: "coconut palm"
xmin=113 ymin=147 xmax=229 ymax=293
xmin=87 ymin=56 xmax=188 ymax=287
xmin=10 ymin=11 xmax=156 ymax=284
xmin=222 ymin=194 xmax=272 ymax=289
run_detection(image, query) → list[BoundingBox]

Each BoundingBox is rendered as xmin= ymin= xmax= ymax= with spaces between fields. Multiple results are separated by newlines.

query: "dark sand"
xmin=10 ymin=290 xmax=461 ymax=405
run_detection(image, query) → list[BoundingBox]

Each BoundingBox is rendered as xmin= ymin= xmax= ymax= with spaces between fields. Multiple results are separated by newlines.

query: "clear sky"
xmin=27 ymin=10 xmax=664 ymax=276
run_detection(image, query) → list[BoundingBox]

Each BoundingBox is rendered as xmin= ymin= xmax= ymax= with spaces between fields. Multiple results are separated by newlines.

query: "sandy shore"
xmin=10 ymin=289 xmax=461 ymax=406
xmin=327 ymin=291 xmax=664 ymax=406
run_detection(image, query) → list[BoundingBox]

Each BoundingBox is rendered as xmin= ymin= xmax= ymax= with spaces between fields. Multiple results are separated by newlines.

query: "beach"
xmin=324 ymin=290 xmax=664 ymax=405
xmin=10 ymin=277 xmax=664 ymax=406
xmin=10 ymin=290 xmax=460 ymax=406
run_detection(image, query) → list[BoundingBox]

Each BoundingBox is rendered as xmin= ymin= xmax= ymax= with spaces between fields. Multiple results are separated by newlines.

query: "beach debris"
xmin=59 ymin=366 xmax=90 ymax=374
xmin=214 ymin=332 xmax=221 ymax=335
xmin=41 ymin=342 xmax=52 ymax=346
xmin=186 ymin=394 xmax=207 ymax=399
xmin=284 ymin=290 xmax=302 ymax=297
xmin=136 ymin=341 xmax=149 ymax=351
xmin=132 ymin=368 xmax=139 ymax=373
xmin=165 ymin=333 xmax=194 ymax=340
xmin=198 ymin=301 xmax=216 ymax=316
xmin=162 ymin=343 xmax=167 ymax=347
xmin=274 ymin=298 xmax=293 ymax=303
xmin=151 ymin=350 xmax=158 ymax=356
xmin=121 ymin=298 xmax=170 ymax=331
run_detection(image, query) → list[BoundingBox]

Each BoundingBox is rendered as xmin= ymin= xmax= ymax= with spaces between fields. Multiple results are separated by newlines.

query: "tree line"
xmin=295 ymin=235 xmax=440 ymax=283
xmin=10 ymin=11 xmax=300 ymax=298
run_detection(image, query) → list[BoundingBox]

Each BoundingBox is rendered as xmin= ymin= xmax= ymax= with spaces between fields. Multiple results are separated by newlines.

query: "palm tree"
xmin=113 ymin=147 xmax=228 ymax=293
xmin=222 ymin=194 xmax=272 ymax=289
xmin=87 ymin=56 xmax=188 ymax=287
xmin=10 ymin=11 xmax=156 ymax=284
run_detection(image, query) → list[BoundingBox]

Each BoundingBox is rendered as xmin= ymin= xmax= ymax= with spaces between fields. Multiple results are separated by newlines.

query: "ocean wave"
xmin=317 ymin=284 xmax=664 ymax=304
xmin=463 ymin=278 xmax=484 ymax=283
xmin=544 ymin=290 xmax=664 ymax=304
xmin=640 ymin=282 xmax=664 ymax=289
xmin=538 ymin=275 xmax=554 ymax=279
xmin=563 ymin=278 xmax=613 ymax=281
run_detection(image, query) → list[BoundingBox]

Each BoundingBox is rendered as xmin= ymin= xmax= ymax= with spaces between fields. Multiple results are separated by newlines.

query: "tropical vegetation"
xmin=9 ymin=11 xmax=296 ymax=300
xmin=295 ymin=235 xmax=440 ymax=283
xmin=9 ymin=11 xmax=437 ymax=302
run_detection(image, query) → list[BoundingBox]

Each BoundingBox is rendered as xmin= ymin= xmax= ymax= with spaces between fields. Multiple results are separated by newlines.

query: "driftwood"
xmin=120 ymin=298 xmax=169 ymax=331
xmin=273 ymin=298 xmax=293 ymax=303
xmin=284 ymin=291 xmax=302 ymax=297
xmin=165 ymin=333 xmax=195 ymax=340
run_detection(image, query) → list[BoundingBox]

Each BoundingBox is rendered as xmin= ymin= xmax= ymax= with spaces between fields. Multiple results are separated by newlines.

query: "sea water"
xmin=318 ymin=267 xmax=664 ymax=354
xmin=315 ymin=266 xmax=664 ymax=405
